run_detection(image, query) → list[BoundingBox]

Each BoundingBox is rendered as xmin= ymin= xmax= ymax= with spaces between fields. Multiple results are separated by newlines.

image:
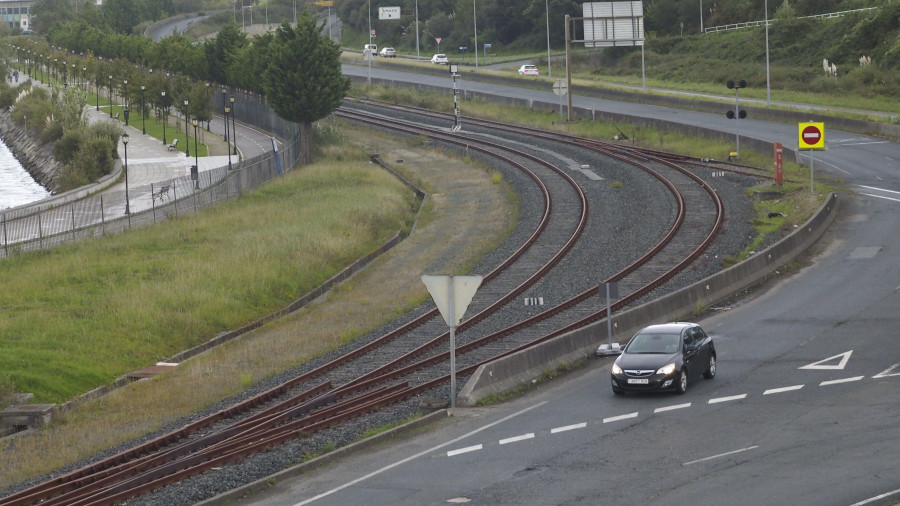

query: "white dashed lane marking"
xmin=550 ymin=422 xmax=586 ymax=434
xmin=444 ymin=372 xmax=897 ymax=458
xmin=764 ymin=385 xmax=804 ymax=395
xmin=447 ymin=444 xmax=483 ymax=457
xmin=499 ymin=433 xmax=534 ymax=445
xmin=654 ymin=403 xmax=691 ymax=413
xmin=708 ymin=394 xmax=747 ymax=404
xmin=603 ymin=412 xmax=638 ymax=423
xmin=820 ymin=376 xmax=864 ymax=386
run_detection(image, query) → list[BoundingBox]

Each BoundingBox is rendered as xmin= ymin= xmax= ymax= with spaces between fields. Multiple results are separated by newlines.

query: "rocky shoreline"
xmin=0 ymin=108 xmax=61 ymax=194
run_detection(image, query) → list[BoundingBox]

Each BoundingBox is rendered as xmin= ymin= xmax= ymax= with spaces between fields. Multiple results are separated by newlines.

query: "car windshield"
xmin=626 ymin=332 xmax=680 ymax=354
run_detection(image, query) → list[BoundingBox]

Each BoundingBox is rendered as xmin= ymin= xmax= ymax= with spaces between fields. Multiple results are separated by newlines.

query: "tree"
xmin=261 ymin=13 xmax=350 ymax=165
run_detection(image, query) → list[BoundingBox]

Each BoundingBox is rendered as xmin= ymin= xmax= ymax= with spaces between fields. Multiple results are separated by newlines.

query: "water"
xmin=0 ymin=139 xmax=49 ymax=210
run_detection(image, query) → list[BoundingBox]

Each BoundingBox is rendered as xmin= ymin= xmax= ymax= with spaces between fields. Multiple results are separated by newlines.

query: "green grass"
xmin=0 ymin=149 xmax=417 ymax=403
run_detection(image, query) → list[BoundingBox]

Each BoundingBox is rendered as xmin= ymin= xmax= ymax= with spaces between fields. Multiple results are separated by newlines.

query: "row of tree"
xmin=17 ymin=9 xmax=348 ymax=165
xmin=332 ymin=0 xmax=888 ymax=51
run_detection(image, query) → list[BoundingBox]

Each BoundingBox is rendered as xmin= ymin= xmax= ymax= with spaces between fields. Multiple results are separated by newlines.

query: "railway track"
xmin=1 ymin=103 xmax=747 ymax=506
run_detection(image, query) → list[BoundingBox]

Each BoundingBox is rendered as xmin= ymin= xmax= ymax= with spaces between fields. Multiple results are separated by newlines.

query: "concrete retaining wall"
xmin=457 ymin=192 xmax=840 ymax=406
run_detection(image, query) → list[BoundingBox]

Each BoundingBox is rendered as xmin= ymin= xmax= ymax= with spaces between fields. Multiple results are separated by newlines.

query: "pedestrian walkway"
xmin=83 ymin=97 xmax=233 ymax=194
xmin=22 ymin=74 xmax=234 ymax=195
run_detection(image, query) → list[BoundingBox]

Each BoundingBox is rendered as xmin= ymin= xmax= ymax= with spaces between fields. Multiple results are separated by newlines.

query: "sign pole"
xmin=605 ymin=282 xmax=613 ymax=347
xmin=447 ymin=277 xmax=457 ymax=408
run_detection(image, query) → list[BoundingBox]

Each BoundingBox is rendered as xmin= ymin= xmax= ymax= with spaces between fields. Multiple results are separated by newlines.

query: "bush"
xmin=53 ymin=129 xmax=86 ymax=164
xmin=56 ymin=135 xmax=116 ymax=191
xmin=41 ymin=122 xmax=64 ymax=143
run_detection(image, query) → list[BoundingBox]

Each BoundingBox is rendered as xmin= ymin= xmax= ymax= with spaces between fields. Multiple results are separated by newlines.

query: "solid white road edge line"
xmin=860 ymin=192 xmax=900 ymax=203
xmin=848 ymin=487 xmax=900 ymax=506
xmin=683 ymin=446 xmax=759 ymax=466
xmin=291 ymin=400 xmax=548 ymax=506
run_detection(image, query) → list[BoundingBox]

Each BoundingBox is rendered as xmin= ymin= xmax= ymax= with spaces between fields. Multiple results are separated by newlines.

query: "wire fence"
xmin=1 ymin=89 xmax=301 ymax=258
xmin=703 ymin=7 xmax=878 ymax=34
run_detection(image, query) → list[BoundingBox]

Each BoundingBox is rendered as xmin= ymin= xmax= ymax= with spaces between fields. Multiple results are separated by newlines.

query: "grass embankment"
xmin=0 ymin=123 xmax=515 ymax=490
xmin=0 ymin=129 xmax=417 ymax=404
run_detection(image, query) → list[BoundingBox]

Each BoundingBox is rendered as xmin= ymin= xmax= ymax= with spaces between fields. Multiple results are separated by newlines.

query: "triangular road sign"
xmin=799 ymin=350 xmax=853 ymax=370
xmin=421 ymin=275 xmax=483 ymax=327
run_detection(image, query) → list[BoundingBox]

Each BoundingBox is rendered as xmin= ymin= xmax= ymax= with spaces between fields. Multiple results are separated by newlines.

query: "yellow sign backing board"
xmin=798 ymin=122 xmax=825 ymax=150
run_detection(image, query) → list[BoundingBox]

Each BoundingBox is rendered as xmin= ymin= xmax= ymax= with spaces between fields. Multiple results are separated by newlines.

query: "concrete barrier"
xmin=458 ymin=192 xmax=840 ymax=406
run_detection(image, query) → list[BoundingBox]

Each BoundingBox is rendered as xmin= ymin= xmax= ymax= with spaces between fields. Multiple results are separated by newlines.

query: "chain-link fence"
xmin=1 ymin=90 xmax=301 ymax=258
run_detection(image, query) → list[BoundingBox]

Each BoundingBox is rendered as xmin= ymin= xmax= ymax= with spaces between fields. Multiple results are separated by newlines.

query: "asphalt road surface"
xmin=226 ymin=66 xmax=900 ymax=506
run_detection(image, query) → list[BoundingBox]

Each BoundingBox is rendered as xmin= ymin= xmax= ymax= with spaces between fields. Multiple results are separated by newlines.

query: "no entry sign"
xmin=798 ymin=122 xmax=825 ymax=149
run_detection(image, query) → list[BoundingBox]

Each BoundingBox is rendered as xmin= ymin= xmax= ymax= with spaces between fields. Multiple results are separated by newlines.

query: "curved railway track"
xmin=1 ymin=104 xmax=740 ymax=506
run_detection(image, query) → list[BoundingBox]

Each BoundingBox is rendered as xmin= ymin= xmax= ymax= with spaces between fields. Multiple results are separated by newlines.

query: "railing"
xmin=704 ymin=7 xmax=878 ymax=34
xmin=0 ymin=89 xmax=301 ymax=258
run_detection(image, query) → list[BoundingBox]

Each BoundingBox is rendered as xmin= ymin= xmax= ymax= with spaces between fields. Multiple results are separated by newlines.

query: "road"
xmin=201 ymin=65 xmax=900 ymax=506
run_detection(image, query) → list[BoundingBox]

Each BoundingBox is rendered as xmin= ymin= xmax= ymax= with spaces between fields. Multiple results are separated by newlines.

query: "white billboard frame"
xmin=580 ymin=1 xmax=644 ymax=47
xmin=379 ymin=6 xmax=401 ymax=20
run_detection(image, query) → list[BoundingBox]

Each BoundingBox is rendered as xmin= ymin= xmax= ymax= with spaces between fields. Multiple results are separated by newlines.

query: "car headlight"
xmin=656 ymin=363 xmax=676 ymax=376
xmin=611 ymin=363 xmax=623 ymax=375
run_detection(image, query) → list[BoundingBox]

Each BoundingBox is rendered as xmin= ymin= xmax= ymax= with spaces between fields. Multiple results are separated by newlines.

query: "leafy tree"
xmin=30 ymin=0 xmax=75 ymax=34
xmin=204 ymin=22 xmax=248 ymax=85
xmin=103 ymin=0 xmax=142 ymax=34
xmin=261 ymin=14 xmax=350 ymax=164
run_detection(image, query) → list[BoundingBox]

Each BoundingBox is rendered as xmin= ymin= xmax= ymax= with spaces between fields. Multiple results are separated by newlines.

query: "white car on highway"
xmin=431 ymin=54 xmax=449 ymax=65
xmin=518 ymin=64 xmax=539 ymax=76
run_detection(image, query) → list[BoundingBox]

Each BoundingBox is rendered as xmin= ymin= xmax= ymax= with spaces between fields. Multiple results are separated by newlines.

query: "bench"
xmin=167 ymin=138 xmax=179 ymax=151
xmin=152 ymin=185 xmax=171 ymax=204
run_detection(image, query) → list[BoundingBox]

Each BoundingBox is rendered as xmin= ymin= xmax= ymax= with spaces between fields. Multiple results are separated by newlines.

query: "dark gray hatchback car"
xmin=610 ymin=322 xmax=716 ymax=395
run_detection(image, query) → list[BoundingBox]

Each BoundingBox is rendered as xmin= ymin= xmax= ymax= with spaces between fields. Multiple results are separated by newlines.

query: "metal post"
xmin=184 ymin=98 xmax=190 ymax=157
xmin=734 ymin=88 xmax=740 ymax=156
xmin=765 ymin=0 xmax=771 ymax=106
xmin=546 ymin=0 xmax=551 ymax=77
xmin=141 ymin=85 xmax=146 ymax=134
xmin=565 ymin=15 xmax=572 ymax=122
xmin=448 ymin=277 xmax=457 ymax=408
xmin=224 ymin=104 xmax=232 ymax=170
xmin=230 ymin=95 xmax=237 ymax=156
xmin=161 ymin=90 xmax=167 ymax=145
xmin=122 ymin=133 xmax=130 ymax=222
xmin=473 ymin=0 xmax=478 ymax=69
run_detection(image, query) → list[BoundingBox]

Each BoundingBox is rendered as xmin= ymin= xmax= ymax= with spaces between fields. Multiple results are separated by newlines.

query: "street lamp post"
xmin=122 ymin=133 xmax=131 ymax=218
xmin=229 ymin=95 xmax=237 ymax=156
xmin=183 ymin=98 xmax=190 ymax=157
xmin=140 ymin=85 xmax=146 ymax=134
xmin=221 ymin=88 xmax=228 ymax=141
xmin=82 ymin=66 xmax=85 ymax=88
xmin=123 ymin=79 xmax=128 ymax=125
xmin=161 ymin=90 xmax=167 ymax=144
xmin=108 ymin=74 xmax=113 ymax=117
xmin=191 ymin=118 xmax=200 ymax=189
xmin=205 ymin=82 xmax=211 ymax=131
xmin=224 ymin=103 xmax=232 ymax=170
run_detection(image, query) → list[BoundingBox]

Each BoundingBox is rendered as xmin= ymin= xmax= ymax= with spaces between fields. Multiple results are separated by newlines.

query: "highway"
xmin=212 ymin=65 xmax=900 ymax=506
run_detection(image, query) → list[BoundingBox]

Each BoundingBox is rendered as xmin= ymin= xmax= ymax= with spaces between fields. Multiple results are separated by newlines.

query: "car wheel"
xmin=674 ymin=368 xmax=688 ymax=394
xmin=703 ymin=355 xmax=716 ymax=379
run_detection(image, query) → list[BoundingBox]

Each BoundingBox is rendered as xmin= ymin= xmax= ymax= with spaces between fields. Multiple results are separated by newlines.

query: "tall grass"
xmin=0 ymin=143 xmax=417 ymax=403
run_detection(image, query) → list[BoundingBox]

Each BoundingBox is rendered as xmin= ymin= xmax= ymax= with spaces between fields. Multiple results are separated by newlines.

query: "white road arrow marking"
xmin=873 ymin=362 xmax=900 ymax=378
xmin=799 ymin=350 xmax=853 ymax=370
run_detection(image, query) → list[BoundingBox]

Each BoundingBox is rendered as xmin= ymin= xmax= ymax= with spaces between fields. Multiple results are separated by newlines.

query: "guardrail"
xmin=704 ymin=7 xmax=878 ymax=34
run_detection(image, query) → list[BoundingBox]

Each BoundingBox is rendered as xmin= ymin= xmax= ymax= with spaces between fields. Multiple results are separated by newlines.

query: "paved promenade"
xmin=22 ymin=74 xmax=234 ymax=196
